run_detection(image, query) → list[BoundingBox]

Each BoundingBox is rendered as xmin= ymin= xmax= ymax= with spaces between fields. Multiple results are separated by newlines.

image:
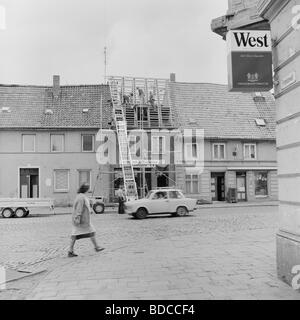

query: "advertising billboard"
xmin=227 ymin=30 xmax=273 ymax=92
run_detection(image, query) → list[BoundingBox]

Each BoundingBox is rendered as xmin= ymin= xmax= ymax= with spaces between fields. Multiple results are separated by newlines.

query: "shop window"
xmin=255 ymin=172 xmax=268 ymax=196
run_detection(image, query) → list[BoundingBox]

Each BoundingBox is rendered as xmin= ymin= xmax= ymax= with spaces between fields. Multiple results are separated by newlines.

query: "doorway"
xmin=156 ymin=166 xmax=169 ymax=189
xmin=211 ymin=172 xmax=225 ymax=201
xmin=19 ymin=168 xmax=39 ymax=199
xmin=236 ymin=172 xmax=247 ymax=201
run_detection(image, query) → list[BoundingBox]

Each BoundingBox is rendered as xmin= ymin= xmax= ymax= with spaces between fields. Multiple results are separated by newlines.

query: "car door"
xmin=168 ymin=191 xmax=181 ymax=212
xmin=150 ymin=191 xmax=170 ymax=214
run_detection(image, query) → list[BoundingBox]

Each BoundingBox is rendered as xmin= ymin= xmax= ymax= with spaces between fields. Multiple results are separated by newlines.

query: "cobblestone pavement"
xmin=0 ymin=205 xmax=299 ymax=300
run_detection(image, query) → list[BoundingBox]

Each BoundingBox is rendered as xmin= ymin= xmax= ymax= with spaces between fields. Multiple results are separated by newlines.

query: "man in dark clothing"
xmin=116 ymin=186 xmax=125 ymax=214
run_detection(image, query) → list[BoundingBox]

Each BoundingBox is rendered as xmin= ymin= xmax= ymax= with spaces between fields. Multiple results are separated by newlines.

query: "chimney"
xmin=53 ymin=75 xmax=60 ymax=98
xmin=170 ymin=73 xmax=176 ymax=82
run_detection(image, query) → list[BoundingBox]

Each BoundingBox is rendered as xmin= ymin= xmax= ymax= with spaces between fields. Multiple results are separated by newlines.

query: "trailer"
xmin=0 ymin=198 xmax=54 ymax=218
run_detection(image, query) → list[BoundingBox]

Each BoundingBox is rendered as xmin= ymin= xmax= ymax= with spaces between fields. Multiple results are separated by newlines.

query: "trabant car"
xmin=124 ymin=189 xmax=198 ymax=219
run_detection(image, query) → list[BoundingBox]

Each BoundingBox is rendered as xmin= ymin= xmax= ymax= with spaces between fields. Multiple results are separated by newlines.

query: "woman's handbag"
xmin=73 ymin=214 xmax=81 ymax=226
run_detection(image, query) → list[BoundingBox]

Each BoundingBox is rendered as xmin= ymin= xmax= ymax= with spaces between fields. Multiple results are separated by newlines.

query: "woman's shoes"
xmin=95 ymin=247 xmax=105 ymax=253
xmin=68 ymin=251 xmax=78 ymax=258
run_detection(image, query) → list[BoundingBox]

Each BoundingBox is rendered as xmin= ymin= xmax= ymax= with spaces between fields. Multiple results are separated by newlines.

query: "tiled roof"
xmin=0 ymin=81 xmax=276 ymax=141
xmin=169 ymin=82 xmax=276 ymax=140
xmin=0 ymin=84 xmax=111 ymax=129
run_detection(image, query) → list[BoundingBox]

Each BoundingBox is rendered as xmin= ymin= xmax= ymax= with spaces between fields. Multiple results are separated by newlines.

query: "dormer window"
xmin=255 ymin=119 xmax=266 ymax=126
xmin=45 ymin=109 xmax=54 ymax=115
xmin=1 ymin=107 xmax=11 ymax=113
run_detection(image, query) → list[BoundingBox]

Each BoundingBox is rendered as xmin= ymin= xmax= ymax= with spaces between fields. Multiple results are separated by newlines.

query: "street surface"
xmin=0 ymin=205 xmax=299 ymax=300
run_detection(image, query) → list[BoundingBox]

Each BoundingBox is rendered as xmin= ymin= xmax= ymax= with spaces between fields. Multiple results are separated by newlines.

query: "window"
xmin=213 ymin=144 xmax=226 ymax=160
xmin=78 ymin=170 xmax=92 ymax=190
xmin=186 ymin=175 xmax=200 ymax=194
xmin=169 ymin=191 xmax=185 ymax=199
xmin=186 ymin=143 xmax=198 ymax=159
xmin=54 ymin=170 xmax=69 ymax=192
xmin=255 ymin=172 xmax=268 ymax=196
xmin=152 ymin=136 xmax=166 ymax=154
xmin=22 ymin=135 xmax=35 ymax=152
xmin=152 ymin=191 xmax=168 ymax=200
xmin=129 ymin=135 xmax=138 ymax=155
xmin=82 ymin=134 xmax=94 ymax=152
xmin=51 ymin=134 xmax=64 ymax=152
xmin=244 ymin=144 xmax=257 ymax=160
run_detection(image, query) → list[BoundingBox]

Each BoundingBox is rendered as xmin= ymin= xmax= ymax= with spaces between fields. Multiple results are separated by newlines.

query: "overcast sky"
xmin=0 ymin=0 xmax=228 ymax=86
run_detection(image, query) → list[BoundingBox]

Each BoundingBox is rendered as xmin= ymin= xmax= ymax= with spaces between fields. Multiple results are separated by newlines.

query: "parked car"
xmin=124 ymin=189 xmax=198 ymax=219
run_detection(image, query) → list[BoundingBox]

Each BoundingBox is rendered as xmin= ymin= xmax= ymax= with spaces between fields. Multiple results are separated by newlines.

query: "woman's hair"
xmin=78 ymin=183 xmax=90 ymax=194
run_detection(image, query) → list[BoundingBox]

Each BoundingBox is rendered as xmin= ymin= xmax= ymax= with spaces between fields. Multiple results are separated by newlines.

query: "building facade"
xmin=0 ymin=75 xmax=277 ymax=206
xmin=212 ymin=0 xmax=300 ymax=288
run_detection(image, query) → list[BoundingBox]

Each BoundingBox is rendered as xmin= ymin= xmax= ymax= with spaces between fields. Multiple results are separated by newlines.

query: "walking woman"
xmin=68 ymin=183 xmax=104 ymax=258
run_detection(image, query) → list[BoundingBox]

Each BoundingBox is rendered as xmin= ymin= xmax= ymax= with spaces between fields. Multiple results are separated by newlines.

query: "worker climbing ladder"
xmin=108 ymin=79 xmax=139 ymax=201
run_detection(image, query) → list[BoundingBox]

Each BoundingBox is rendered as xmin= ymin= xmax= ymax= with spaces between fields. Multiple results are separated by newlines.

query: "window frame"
xmin=50 ymin=134 xmax=65 ymax=153
xmin=81 ymin=134 xmax=95 ymax=153
xmin=53 ymin=169 xmax=70 ymax=193
xmin=254 ymin=171 xmax=269 ymax=197
xmin=185 ymin=174 xmax=200 ymax=194
xmin=152 ymin=136 xmax=166 ymax=155
xmin=185 ymin=142 xmax=198 ymax=160
xmin=129 ymin=135 xmax=138 ymax=156
xmin=78 ymin=169 xmax=92 ymax=192
xmin=22 ymin=134 xmax=36 ymax=153
xmin=212 ymin=143 xmax=226 ymax=160
xmin=244 ymin=143 xmax=257 ymax=160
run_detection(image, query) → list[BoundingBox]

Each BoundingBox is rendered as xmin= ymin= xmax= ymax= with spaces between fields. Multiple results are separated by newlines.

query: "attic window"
xmin=255 ymin=119 xmax=266 ymax=127
xmin=253 ymin=92 xmax=266 ymax=102
xmin=45 ymin=109 xmax=54 ymax=115
xmin=188 ymin=118 xmax=197 ymax=124
xmin=1 ymin=107 xmax=11 ymax=113
xmin=82 ymin=108 xmax=89 ymax=114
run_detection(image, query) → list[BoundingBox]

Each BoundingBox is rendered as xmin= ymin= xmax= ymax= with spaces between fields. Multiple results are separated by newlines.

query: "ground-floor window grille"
xmin=54 ymin=169 xmax=69 ymax=192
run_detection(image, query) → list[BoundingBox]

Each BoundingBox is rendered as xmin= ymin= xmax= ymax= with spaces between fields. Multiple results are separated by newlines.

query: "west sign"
xmin=227 ymin=30 xmax=273 ymax=92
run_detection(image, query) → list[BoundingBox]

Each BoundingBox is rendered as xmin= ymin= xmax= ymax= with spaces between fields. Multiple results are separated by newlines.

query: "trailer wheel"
xmin=93 ymin=202 xmax=105 ymax=214
xmin=15 ymin=207 xmax=27 ymax=218
xmin=2 ymin=208 xmax=14 ymax=219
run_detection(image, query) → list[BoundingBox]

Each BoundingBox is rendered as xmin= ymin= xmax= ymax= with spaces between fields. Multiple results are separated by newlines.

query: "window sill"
xmin=54 ymin=190 xmax=70 ymax=193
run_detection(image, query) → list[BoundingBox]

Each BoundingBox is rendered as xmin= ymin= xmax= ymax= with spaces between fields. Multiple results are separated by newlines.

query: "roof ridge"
xmin=0 ymin=84 xmax=108 ymax=88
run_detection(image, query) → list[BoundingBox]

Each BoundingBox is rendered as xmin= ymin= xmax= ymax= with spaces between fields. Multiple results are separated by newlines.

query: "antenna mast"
xmin=104 ymin=47 xmax=107 ymax=84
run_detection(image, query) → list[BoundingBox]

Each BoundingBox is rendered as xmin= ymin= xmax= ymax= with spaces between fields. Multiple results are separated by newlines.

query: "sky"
xmin=0 ymin=0 xmax=229 ymax=86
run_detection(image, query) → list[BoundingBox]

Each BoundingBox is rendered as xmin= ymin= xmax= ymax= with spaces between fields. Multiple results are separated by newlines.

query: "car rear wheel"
xmin=176 ymin=206 xmax=188 ymax=217
xmin=1 ymin=208 xmax=14 ymax=219
xmin=135 ymin=208 xmax=148 ymax=220
xmin=15 ymin=207 xmax=27 ymax=218
xmin=93 ymin=202 xmax=105 ymax=214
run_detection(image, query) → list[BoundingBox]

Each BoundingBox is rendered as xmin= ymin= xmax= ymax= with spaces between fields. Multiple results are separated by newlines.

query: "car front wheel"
xmin=135 ymin=208 xmax=148 ymax=220
xmin=176 ymin=206 xmax=188 ymax=217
